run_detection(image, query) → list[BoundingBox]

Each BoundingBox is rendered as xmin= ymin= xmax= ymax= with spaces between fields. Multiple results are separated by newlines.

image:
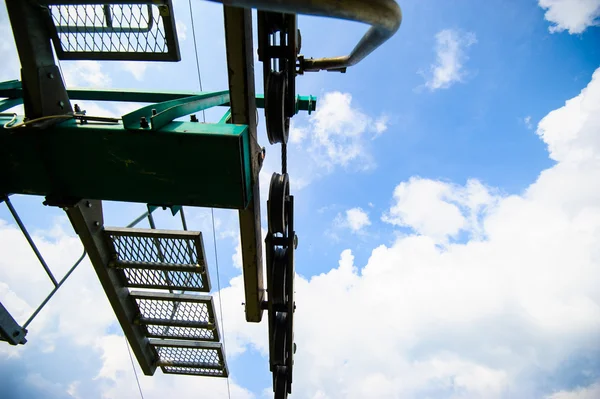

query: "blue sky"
xmin=1 ymin=0 xmax=600 ymax=398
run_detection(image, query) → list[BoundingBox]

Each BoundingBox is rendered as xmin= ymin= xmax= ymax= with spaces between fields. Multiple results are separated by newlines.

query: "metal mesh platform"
xmin=104 ymin=227 xmax=211 ymax=292
xmin=131 ymin=291 xmax=219 ymax=342
xmin=43 ymin=1 xmax=180 ymax=61
xmin=150 ymin=339 xmax=228 ymax=377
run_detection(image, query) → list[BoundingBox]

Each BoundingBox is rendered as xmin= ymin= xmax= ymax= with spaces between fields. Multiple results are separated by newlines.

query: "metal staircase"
xmin=101 ymin=225 xmax=228 ymax=377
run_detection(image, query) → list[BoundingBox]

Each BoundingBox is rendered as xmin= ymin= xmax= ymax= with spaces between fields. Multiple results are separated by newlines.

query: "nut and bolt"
xmin=140 ymin=116 xmax=149 ymax=128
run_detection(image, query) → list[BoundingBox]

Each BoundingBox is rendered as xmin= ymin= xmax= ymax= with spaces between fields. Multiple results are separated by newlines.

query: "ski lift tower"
xmin=0 ymin=1 xmax=401 ymax=397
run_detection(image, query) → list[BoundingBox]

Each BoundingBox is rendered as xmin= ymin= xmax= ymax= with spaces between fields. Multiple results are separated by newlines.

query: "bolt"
xmin=151 ymin=108 xmax=157 ymax=116
xmin=86 ymin=201 xmax=92 ymax=208
xmin=74 ymin=104 xmax=81 ymax=113
xmin=58 ymin=101 xmax=64 ymax=109
xmin=294 ymin=234 xmax=298 ymax=249
xmin=190 ymin=114 xmax=199 ymax=123
xmin=47 ymin=72 xmax=54 ymax=79
xmin=140 ymin=116 xmax=149 ymax=128
xmin=94 ymin=221 xmax=100 ymax=227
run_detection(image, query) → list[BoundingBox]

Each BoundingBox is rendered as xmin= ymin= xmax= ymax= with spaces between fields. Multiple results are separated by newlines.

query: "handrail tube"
xmin=208 ymin=0 xmax=402 ymax=71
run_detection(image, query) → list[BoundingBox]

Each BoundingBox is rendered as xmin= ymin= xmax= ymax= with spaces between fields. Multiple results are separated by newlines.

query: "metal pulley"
xmin=268 ymin=172 xmax=290 ymax=234
xmin=271 ymin=248 xmax=287 ymax=307
xmin=265 ymin=71 xmax=290 ymax=144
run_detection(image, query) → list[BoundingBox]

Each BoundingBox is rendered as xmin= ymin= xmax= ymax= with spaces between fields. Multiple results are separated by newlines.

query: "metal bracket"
xmin=121 ymin=91 xmax=230 ymax=130
xmin=0 ymin=303 xmax=27 ymax=345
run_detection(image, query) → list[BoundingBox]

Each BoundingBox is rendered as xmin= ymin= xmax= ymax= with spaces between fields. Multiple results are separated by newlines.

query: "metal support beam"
xmin=0 ymin=82 xmax=317 ymax=114
xmin=4 ymin=197 xmax=58 ymax=286
xmin=65 ymin=200 xmax=157 ymax=375
xmin=4 ymin=0 xmax=72 ymax=118
xmin=223 ymin=5 xmax=265 ymax=322
xmin=0 ymin=121 xmax=253 ymax=209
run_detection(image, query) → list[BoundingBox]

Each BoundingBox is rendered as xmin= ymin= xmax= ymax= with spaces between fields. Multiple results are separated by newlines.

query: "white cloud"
xmin=258 ymin=91 xmax=389 ymax=195
xmin=423 ymin=29 xmax=477 ymax=91
xmin=61 ymin=61 xmax=112 ymax=88
xmin=237 ymin=67 xmax=600 ymax=397
xmin=289 ymin=122 xmax=308 ymax=144
xmin=121 ymin=61 xmax=149 ymax=81
xmin=536 ymin=68 xmax=600 ymax=163
xmin=294 ymin=91 xmax=388 ymax=170
xmin=524 ymin=115 xmax=533 ymax=129
xmin=382 ymin=178 xmax=497 ymax=242
xmin=340 ymin=208 xmax=371 ymax=233
xmin=547 ymin=383 xmax=600 ymax=399
xmin=538 ymin=0 xmax=600 ymax=34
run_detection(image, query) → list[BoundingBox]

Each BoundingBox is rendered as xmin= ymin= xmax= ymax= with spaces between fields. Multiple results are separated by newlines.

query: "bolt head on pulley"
xmin=268 ymin=172 xmax=290 ymax=234
xmin=266 ymin=71 xmax=290 ymax=144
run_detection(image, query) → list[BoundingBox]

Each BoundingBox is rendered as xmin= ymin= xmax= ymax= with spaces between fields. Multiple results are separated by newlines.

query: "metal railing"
xmin=208 ymin=0 xmax=402 ymax=72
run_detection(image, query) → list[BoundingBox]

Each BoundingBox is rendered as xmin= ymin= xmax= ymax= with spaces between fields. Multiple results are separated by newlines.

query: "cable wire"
xmin=125 ymin=339 xmax=145 ymax=399
xmin=188 ymin=0 xmax=206 ymax=123
xmin=211 ymin=208 xmax=232 ymax=399
xmin=189 ymin=3 xmax=231 ymax=397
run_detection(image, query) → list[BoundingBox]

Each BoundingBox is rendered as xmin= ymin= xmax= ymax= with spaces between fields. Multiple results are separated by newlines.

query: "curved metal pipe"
xmin=211 ymin=0 xmax=402 ymax=72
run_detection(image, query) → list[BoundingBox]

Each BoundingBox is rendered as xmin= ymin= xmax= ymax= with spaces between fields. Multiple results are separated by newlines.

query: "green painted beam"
xmin=0 ymin=120 xmax=252 ymax=209
xmin=0 ymin=80 xmax=317 ymax=114
xmin=122 ymin=91 xmax=230 ymax=130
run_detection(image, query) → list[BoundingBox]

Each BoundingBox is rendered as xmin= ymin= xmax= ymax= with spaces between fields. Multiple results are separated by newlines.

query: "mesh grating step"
xmin=104 ymin=227 xmax=211 ymax=292
xmin=42 ymin=1 xmax=180 ymax=61
xmin=130 ymin=291 xmax=220 ymax=342
xmin=150 ymin=339 xmax=228 ymax=378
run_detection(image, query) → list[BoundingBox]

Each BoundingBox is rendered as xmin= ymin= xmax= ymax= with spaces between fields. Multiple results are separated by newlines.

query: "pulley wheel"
xmin=274 ymin=365 xmax=288 ymax=399
xmin=266 ymin=71 xmax=290 ymax=144
xmin=272 ymin=247 xmax=287 ymax=306
xmin=268 ymin=172 xmax=290 ymax=234
xmin=272 ymin=312 xmax=287 ymax=365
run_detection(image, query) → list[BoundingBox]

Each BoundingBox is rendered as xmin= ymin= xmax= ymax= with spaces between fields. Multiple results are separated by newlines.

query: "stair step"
xmin=104 ymin=227 xmax=211 ymax=292
xmin=44 ymin=1 xmax=180 ymax=61
xmin=149 ymin=339 xmax=228 ymax=378
xmin=130 ymin=291 xmax=220 ymax=342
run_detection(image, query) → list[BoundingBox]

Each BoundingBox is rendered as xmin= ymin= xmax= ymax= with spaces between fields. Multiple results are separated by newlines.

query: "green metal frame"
xmin=0 ymin=119 xmax=253 ymax=209
xmin=0 ymin=80 xmax=317 ymax=114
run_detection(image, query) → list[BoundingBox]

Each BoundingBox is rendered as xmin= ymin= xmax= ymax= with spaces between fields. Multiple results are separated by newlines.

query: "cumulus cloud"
xmin=547 ymin=383 xmax=600 ymax=399
xmin=382 ymin=178 xmax=497 ymax=242
xmin=236 ymin=68 xmax=600 ymax=397
xmin=538 ymin=0 xmax=600 ymax=34
xmin=258 ymin=91 xmax=389 ymax=196
xmin=291 ymin=91 xmax=388 ymax=170
xmin=337 ymin=207 xmax=371 ymax=233
xmin=423 ymin=29 xmax=477 ymax=91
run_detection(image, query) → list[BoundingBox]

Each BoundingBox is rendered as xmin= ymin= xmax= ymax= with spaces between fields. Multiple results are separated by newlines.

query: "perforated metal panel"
xmin=104 ymin=227 xmax=211 ymax=292
xmin=150 ymin=339 xmax=228 ymax=378
xmin=130 ymin=291 xmax=220 ymax=342
xmin=43 ymin=1 xmax=180 ymax=61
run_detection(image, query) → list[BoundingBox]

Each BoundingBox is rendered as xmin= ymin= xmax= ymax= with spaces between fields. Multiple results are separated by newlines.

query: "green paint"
xmin=0 ymin=120 xmax=252 ymax=209
xmin=0 ymin=80 xmax=318 ymax=114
